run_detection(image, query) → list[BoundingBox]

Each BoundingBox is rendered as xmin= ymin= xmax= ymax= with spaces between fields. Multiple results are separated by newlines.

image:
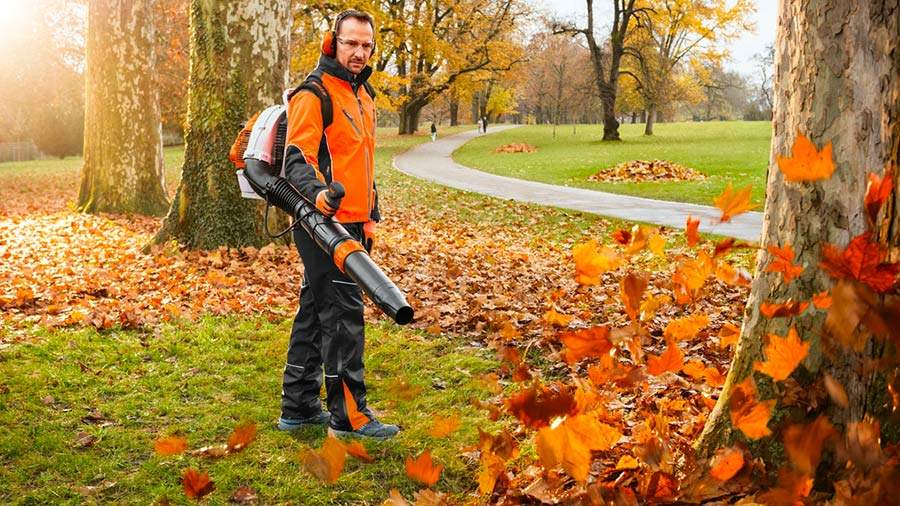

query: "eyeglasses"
xmin=336 ymin=37 xmax=375 ymax=54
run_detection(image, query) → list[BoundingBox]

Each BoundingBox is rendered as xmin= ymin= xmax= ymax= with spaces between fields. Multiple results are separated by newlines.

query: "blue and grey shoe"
xmin=328 ymin=419 xmax=400 ymax=440
xmin=277 ymin=411 xmax=330 ymax=431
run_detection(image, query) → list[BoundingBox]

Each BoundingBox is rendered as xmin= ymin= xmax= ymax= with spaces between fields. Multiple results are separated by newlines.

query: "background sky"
xmin=535 ymin=0 xmax=778 ymax=76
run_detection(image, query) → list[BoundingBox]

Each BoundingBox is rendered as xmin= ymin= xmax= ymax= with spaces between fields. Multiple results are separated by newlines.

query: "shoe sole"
xmin=327 ymin=427 xmax=397 ymax=441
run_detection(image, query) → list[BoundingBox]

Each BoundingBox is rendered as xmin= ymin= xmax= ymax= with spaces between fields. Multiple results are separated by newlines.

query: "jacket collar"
xmin=317 ymin=54 xmax=373 ymax=88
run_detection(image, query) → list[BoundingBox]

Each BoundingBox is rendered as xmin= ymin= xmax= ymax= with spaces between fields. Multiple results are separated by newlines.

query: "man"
xmin=277 ymin=9 xmax=399 ymax=440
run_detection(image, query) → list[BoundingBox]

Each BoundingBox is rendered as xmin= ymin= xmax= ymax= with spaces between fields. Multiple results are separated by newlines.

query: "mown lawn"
xmin=452 ymin=121 xmax=772 ymax=206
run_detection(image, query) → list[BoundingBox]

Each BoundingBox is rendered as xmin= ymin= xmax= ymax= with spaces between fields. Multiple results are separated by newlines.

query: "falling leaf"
xmin=760 ymin=299 xmax=809 ymax=318
xmin=718 ymin=322 xmax=741 ymax=347
xmin=685 ymin=216 xmax=700 ymax=247
xmin=154 ymin=436 xmax=188 ymax=456
xmin=709 ymin=446 xmax=744 ymax=481
xmin=300 ymin=436 xmax=347 ymax=484
xmin=345 ymin=441 xmax=375 ymax=462
xmin=783 ymin=416 xmax=835 ymax=475
xmin=729 ymin=378 xmax=774 ymax=439
xmin=758 ymin=468 xmax=814 ymax=504
xmin=647 ymin=342 xmax=684 ymax=376
xmin=427 ymin=415 xmax=460 ymax=438
xmin=639 ymin=294 xmax=671 ymax=321
xmin=182 ymin=468 xmax=215 ymax=500
xmin=715 ymin=261 xmax=752 ymax=287
xmin=572 ymin=240 xmax=621 ymax=286
xmin=558 ymin=326 xmax=612 ymax=363
xmin=648 ymin=233 xmax=666 ymax=256
xmin=387 ymin=378 xmax=424 ymax=401
xmin=820 ymin=233 xmax=900 ymax=293
xmin=663 ymin=314 xmax=709 ymax=341
xmin=824 ymin=374 xmax=849 ymax=408
xmin=611 ymin=229 xmax=632 ymax=245
xmin=620 ymin=272 xmax=649 ymax=321
xmin=713 ymin=183 xmax=757 ymax=222
xmin=226 ymin=423 xmax=256 ymax=453
xmin=536 ymin=413 xmax=621 ymax=482
xmin=342 ymin=380 xmax=370 ymax=430
xmin=766 ymin=244 xmax=804 ymax=283
xmin=543 ymin=308 xmax=573 ymax=327
xmin=812 ymin=291 xmax=832 ymax=309
xmin=405 ymin=449 xmax=443 ymax=486
xmin=753 ymin=327 xmax=809 ymax=381
xmin=776 ymin=131 xmax=836 ymax=182
xmin=845 ymin=419 xmax=885 ymax=470
xmin=682 ymin=360 xmax=725 ymax=386
xmin=478 ymin=450 xmax=508 ymax=495
xmin=504 ymin=381 xmax=577 ymax=429
xmin=383 ymin=488 xmax=409 ymax=506
xmin=864 ymin=167 xmax=894 ymax=224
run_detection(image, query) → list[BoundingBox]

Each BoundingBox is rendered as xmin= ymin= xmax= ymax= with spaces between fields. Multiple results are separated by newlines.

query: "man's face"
xmin=335 ymin=17 xmax=374 ymax=75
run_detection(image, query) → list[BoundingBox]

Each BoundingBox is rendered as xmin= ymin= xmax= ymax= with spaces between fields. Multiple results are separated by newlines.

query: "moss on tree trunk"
xmin=151 ymin=0 xmax=291 ymax=249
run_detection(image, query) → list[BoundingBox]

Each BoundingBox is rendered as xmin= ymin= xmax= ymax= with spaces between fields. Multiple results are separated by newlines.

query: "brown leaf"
xmin=226 ymin=423 xmax=256 ymax=453
xmin=345 ymin=440 xmax=375 ymax=462
xmin=620 ymin=272 xmax=649 ymax=321
xmin=559 ymin=326 xmax=612 ymax=363
xmin=504 ymin=381 xmax=577 ymax=429
xmin=685 ymin=216 xmax=700 ymax=247
xmin=300 ymin=436 xmax=347 ymax=484
xmin=536 ymin=413 xmax=621 ymax=482
xmin=783 ymin=416 xmax=835 ymax=475
xmin=182 ymin=468 xmax=215 ymax=500
xmin=230 ymin=485 xmax=258 ymax=504
xmin=823 ymin=374 xmax=849 ymax=408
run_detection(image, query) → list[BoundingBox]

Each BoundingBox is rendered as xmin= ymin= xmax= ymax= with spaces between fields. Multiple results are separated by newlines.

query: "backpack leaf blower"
xmin=231 ymin=105 xmax=413 ymax=325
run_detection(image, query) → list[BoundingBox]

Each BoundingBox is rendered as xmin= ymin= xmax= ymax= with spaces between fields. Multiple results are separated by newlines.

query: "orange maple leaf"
xmin=709 ymin=446 xmax=745 ymax=481
xmin=543 ymin=307 xmax=573 ymax=327
xmin=620 ymin=272 xmax=649 ymax=321
xmin=405 ymin=449 xmax=443 ymax=486
xmin=685 ymin=216 xmax=700 ymax=247
xmin=682 ymin=360 xmax=725 ymax=386
xmin=864 ymin=167 xmax=894 ymax=224
xmin=226 ymin=423 xmax=257 ymax=453
xmin=647 ymin=342 xmax=684 ymax=376
xmin=760 ymin=299 xmax=809 ymax=318
xmin=639 ymin=294 xmax=671 ymax=321
xmin=611 ymin=228 xmax=632 ymax=245
xmin=713 ymin=183 xmax=758 ymax=222
xmin=811 ymin=291 xmax=832 ymax=309
xmin=342 ymin=380 xmax=370 ymax=430
xmin=648 ymin=232 xmax=666 ymax=256
xmin=535 ymin=413 xmax=622 ymax=482
xmin=776 ymin=131 xmax=836 ymax=182
xmin=820 ymin=232 xmax=900 ymax=293
xmin=766 ymin=244 xmax=804 ymax=283
xmin=572 ymin=240 xmax=621 ymax=286
xmin=154 ymin=436 xmax=188 ymax=456
xmin=299 ymin=436 xmax=347 ymax=484
xmin=504 ymin=381 xmax=577 ymax=429
xmin=718 ymin=322 xmax=741 ymax=347
xmin=754 ymin=326 xmax=809 ymax=381
xmin=716 ymin=261 xmax=752 ymax=287
xmin=729 ymin=378 xmax=775 ymax=439
xmin=663 ymin=313 xmax=709 ymax=341
xmin=427 ymin=414 xmax=460 ymax=438
xmin=345 ymin=441 xmax=375 ymax=462
xmin=783 ymin=416 xmax=835 ymax=475
xmin=182 ymin=468 xmax=215 ymax=499
xmin=559 ymin=325 xmax=612 ymax=364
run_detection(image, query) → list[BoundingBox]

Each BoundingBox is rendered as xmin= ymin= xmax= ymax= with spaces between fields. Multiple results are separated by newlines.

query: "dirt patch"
xmin=495 ymin=142 xmax=537 ymax=153
xmin=588 ymin=159 xmax=707 ymax=183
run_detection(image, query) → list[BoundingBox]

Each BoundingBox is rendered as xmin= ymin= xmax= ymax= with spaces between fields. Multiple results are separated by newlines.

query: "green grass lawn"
xmin=452 ymin=121 xmax=772 ymax=206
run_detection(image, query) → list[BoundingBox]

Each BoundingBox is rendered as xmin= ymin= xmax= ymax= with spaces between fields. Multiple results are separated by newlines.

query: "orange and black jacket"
xmin=284 ymin=55 xmax=380 ymax=223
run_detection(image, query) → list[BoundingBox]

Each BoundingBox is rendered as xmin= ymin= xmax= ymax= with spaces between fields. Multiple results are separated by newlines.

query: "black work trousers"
xmin=281 ymin=222 xmax=373 ymax=431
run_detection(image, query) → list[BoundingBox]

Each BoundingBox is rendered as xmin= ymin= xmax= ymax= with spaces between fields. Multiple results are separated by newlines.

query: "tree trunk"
xmin=449 ymin=96 xmax=459 ymax=126
xmin=151 ymin=0 xmax=291 ymax=249
xmin=644 ymin=104 xmax=656 ymax=136
xmin=600 ymin=88 xmax=620 ymax=141
xmin=398 ymin=101 xmax=423 ymax=135
xmin=78 ymin=0 xmax=169 ymax=216
xmin=696 ymin=0 xmax=900 ymax=472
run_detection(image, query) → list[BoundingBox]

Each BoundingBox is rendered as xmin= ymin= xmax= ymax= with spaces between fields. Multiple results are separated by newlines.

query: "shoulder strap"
xmin=363 ymin=81 xmax=377 ymax=100
xmin=286 ymin=70 xmax=333 ymax=129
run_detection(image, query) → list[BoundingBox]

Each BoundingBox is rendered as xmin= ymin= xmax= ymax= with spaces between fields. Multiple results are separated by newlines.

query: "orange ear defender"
xmin=320 ymin=10 xmax=376 ymax=58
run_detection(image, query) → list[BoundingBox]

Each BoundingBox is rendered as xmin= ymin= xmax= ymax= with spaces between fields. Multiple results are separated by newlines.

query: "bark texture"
xmin=152 ymin=0 xmax=291 ymax=249
xmin=696 ymin=0 xmax=900 ymax=463
xmin=78 ymin=0 xmax=169 ymax=216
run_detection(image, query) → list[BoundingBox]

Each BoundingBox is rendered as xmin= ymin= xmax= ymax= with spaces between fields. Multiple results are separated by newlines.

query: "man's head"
xmin=331 ymin=10 xmax=375 ymax=75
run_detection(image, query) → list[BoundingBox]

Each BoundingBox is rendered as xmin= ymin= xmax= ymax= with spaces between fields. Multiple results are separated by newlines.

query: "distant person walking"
xmin=430 ymin=122 xmax=437 ymax=142
xmin=482 ymin=116 xmax=488 ymax=133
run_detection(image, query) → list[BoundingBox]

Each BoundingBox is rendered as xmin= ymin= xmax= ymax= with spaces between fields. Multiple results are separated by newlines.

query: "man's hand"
xmin=315 ymin=182 xmax=344 ymax=217
xmin=363 ymin=220 xmax=376 ymax=252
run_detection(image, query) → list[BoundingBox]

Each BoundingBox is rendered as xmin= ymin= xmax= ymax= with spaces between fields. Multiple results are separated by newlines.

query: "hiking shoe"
xmin=328 ymin=419 xmax=400 ymax=440
xmin=278 ymin=411 xmax=330 ymax=431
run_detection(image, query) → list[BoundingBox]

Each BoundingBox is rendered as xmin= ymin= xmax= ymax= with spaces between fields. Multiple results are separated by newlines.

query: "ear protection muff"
xmin=320 ymin=10 xmax=376 ymax=58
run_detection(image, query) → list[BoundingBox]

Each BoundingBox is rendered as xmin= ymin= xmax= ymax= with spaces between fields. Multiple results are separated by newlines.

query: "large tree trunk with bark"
xmin=398 ymin=101 xmax=424 ymax=135
xmin=696 ymin=0 xmax=900 ymax=474
xmin=78 ymin=0 xmax=169 ymax=216
xmin=449 ymin=94 xmax=459 ymax=126
xmin=644 ymin=104 xmax=656 ymax=136
xmin=151 ymin=0 xmax=291 ymax=249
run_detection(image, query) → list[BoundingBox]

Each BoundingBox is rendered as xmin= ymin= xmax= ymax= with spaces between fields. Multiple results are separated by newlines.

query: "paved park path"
xmin=394 ymin=126 xmax=764 ymax=242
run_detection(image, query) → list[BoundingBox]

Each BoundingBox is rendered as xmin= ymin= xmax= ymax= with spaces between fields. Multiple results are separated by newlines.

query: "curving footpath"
xmin=393 ymin=126 xmax=764 ymax=242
